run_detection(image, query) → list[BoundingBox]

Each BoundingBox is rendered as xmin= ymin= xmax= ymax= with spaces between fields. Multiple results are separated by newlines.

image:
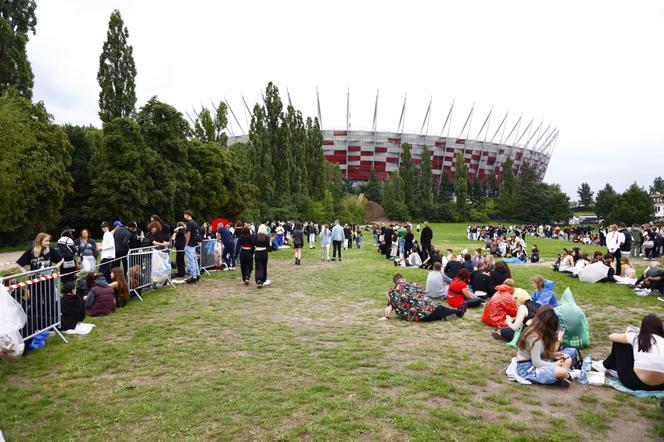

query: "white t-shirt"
xmin=626 ymin=330 xmax=664 ymax=373
xmin=100 ymin=231 xmax=115 ymax=260
xmin=606 ymin=231 xmax=625 ymax=253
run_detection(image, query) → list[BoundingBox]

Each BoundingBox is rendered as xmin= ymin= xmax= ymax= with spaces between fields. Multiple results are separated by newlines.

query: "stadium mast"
xmin=475 ymin=107 xmax=493 ymax=178
xmin=316 ymin=87 xmax=323 ymax=127
xmin=372 ymin=90 xmax=379 ymax=170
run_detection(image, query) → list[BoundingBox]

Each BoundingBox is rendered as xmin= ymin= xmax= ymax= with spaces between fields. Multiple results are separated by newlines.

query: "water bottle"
xmin=582 ymin=353 xmax=592 ymax=372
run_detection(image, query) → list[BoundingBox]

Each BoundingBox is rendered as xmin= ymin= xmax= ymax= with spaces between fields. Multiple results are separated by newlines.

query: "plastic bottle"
xmin=582 ymin=353 xmax=592 ymax=372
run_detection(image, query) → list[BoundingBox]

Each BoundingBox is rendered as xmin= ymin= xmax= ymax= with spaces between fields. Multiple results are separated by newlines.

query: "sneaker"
xmin=244 ymin=280 xmax=249 ymax=286
xmin=444 ymin=314 xmax=457 ymax=321
xmin=628 ymin=284 xmax=637 ymax=289
xmin=331 ymin=258 xmax=336 ymax=261
xmin=257 ymin=282 xmax=263 ymax=288
xmin=456 ymin=304 xmax=467 ymax=318
xmin=185 ymin=278 xmax=197 ymax=284
xmin=568 ymin=369 xmax=582 ymax=381
xmin=223 ymin=267 xmax=230 ymax=272
xmin=491 ymin=331 xmax=503 ymax=340
xmin=231 ymin=267 xmax=236 ymax=271
xmin=263 ymin=279 xmax=271 ymax=286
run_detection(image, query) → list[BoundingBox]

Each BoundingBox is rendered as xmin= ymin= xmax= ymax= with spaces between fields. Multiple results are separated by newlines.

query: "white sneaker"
xmin=263 ymin=279 xmax=271 ymax=286
xmin=568 ymin=369 xmax=582 ymax=380
xmin=223 ymin=268 xmax=230 ymax=272
xmin=592 ymin=360 xmax=618 ymax=378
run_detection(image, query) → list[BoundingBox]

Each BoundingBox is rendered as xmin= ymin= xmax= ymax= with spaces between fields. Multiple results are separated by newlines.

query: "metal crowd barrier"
xmin=0 ymin=267 xmax=68 ymax=344
xmin=127 ymin=246 xmax=175 ymax=300
xmin=199 ymin=239 xmax=221 ymax=274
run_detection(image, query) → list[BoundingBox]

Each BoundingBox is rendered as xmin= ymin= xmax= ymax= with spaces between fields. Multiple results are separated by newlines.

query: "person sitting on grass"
xmin=471 ymin=261 xmax=496 ymax=298
xmin=60 ymin=281 xmax=85 ymax=332
xmin=425 ymin=262 xmax=451 ymax=301
xmin=515 ymin=305 xmax=579 ymax=387
xmin=570 ymin=253 xmax=589 ymax=278
xmin=598 ymin=253 xmax=617 ymax=283
xmin=530 ymin=245 xmax=540 ymax=263
xmin=558 ymin=250 xmax=575 ymax=273
xmin=554 ymin=288 xmax=590 ymax=349
xmin=490 ymin=261 xmax=511 ymax=286
xmin=592 ymin=314 xmax=664 ymax=391
xmin=407 ymin=246 xmax=423 ymax=267
xmin=493 ymin=288 xmax=541 ymax=342
xmin=447 ymin=269 xmax=483 ymax=309
xmin=444 ymin=254 xmax=463 ymax=279
xmin=383 ymin=274 xmax=466 ymax=322
xmin=630 ymin=261 xmax=663 ymax=294
xmin=613 ymin=256 xmax=638 ymax=285
xmin=530 ymin=276 xmax=558 ymax=307
xmin=85 ymin=272 xmax=116 ymax=316
xmin=481 ymin=279 xmax=517 ymax=328
xmin=109 ymin=267 xmax=130 ymax=308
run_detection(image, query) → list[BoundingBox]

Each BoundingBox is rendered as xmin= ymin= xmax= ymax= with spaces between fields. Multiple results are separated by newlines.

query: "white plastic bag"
xmin=0 ymin=285 xmax=27 ymax=361
xmin=151 ymin=251 xmax=171 ymax=284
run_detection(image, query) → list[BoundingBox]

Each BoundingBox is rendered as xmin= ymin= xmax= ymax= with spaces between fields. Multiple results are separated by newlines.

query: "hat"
xmin=100 ymin=221 xmax=110 ymax=228
xmin=113 ymin=220 xmax=123 ymax=227
xmin=62 ymin=281 xmax=76 ymax=293
xmin=60 ymin=227 xmax=75 ymax=237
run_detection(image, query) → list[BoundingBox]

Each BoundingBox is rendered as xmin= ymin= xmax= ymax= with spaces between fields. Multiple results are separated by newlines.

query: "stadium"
xmin=226 ymin=92 xmax=558 ymax=185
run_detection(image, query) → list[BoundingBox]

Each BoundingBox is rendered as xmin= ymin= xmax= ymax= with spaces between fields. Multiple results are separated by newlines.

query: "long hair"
xmin=517 ymin=304 xmax=559 ymax=356
xmin=531 ymin=275 xmax=545 ymax=290
xmin=494 ymin=261 xmax=512 ymax=278
xmin=638 ymin=315 xmax=664 ymax=353
xmin=32 ymin=232 xmax=51 ymax=257
xmin=111 ymin=267 xmax=129 ymax=302
xmin=147 ymin=221 xmax=162 ymax=233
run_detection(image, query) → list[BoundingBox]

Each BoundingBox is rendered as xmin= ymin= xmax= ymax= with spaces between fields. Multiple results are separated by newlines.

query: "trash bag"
xmin=0 ymin=285 xmax=27 ymax=361
xmin=27 ymin=331 xmax=49 ymax=350
xmin=151 ymin=250 xmax=171 ymax=284
xmin=555 ymin=287 xmax=590 ymax=349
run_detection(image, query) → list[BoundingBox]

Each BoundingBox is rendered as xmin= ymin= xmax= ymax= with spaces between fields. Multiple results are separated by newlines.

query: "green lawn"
xmin=1 ymin=224 xmax=663 ymax=441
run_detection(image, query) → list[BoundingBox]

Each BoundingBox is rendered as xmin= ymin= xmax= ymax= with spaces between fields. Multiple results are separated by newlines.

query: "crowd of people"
xmin=379 ymin=221 xmax=663 ymax=391
xmin=2 ymin=217 xmax=663 ymax=396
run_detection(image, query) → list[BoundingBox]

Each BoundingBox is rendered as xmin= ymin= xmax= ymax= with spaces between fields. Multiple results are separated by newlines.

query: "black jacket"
xmin=420 ymin=227 xmax=433 ymax=244
xmin=114 ymin=227 xmax=132 ymax=254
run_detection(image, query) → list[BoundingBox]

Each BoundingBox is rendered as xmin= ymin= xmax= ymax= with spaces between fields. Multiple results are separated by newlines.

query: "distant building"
xmin=653 ymin=193 xmax=664 ymax=220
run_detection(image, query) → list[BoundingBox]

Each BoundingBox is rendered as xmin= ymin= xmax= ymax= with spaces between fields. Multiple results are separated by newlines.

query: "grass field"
xmin=1 ymin=223 xmax=663 ymax=441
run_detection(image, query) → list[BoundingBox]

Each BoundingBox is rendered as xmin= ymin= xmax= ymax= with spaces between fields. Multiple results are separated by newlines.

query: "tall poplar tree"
xmin=418 ymin=145 xmax=434 ymax=215
xmin=454 ymin=152 xmax=468 ymax=220
xmin=97 ymin=9 xmax=137 ymax=123
xmin=0 ymin=0 xmax=37 ymax=98
xmin=399 ymin=143 xmax=416 ymax=216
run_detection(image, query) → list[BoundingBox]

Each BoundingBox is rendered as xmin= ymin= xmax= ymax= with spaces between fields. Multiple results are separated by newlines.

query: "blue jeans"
xmin=223 ymin=242 xmax=234 ymax=268
xmin=185 ymin=245 xmax=200 ymax=278
xmin=398 ymin=239 xmax=405 ymax=256
xmin=356 ymin=236 xmax=362 ymax=248
xmin=516 ymin=348 xmax=578 ymax=384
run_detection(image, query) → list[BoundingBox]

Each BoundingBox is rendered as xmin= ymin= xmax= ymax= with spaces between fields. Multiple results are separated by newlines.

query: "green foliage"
xmin=97 ymin=9 xmax=137 ymax=123
xmin=454 ymin=152 xmax=468 ymax=220
xmin=86 ymin=117 xmax=150 ymax=222
xmin=0 ymin=0 xmax=36 ymax=98
xmin=193 ymin=101 xmax=228 ymax=146
xmin=363 ymin=167 xmax=382 ymax=203
xmin=60 ymin=125 xmax=102 ymax=231
xmin=135 ymin=97 xmax=194 ymax=222
xmin=417 ymin=145 xmax=434 ymax=217
xmin=496 ymin=157 xmax=515 ymax=216
xmin=577 ymin=182 xmax=594 ymax=209
xmin=594 ymin=184 xmax=618 ymax=219
xmin=606 ymin=183 xmax=653 ymax=225
xmin=188 ymin=142 xmax=243 ymax=221
xmin=0 ymin=94 xmax=72 ymax=243
xmin=399 ymin=143 xmax=417 ymax=216
xmin=382 ymin=172 xmax=409 ymax=220
xmin=336 ymin=194 xmax=367 ymax=225
xmin=650 ymin=176 xmax=664 ymax=194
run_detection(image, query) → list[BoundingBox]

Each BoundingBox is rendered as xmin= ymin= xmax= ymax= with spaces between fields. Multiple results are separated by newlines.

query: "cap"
xmin=113 ymin=220 xmax=122 ymax=227
xmin=62 ymin=281 xmax=76 ymax=293
xmin=60 ymin=227 xmax=75 ymax=237
xmin=100 ymin=221 xmax=110 ymax=228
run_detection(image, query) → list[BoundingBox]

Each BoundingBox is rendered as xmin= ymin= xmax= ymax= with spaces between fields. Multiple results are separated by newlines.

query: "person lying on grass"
xmin=515 ymin=305 xmax=579 ymax=387
xmin=481 ymin=279 xmax=517 ymax=328
xmin=630 ymin=261 xmax=664 ymax=294
xmin=382 ymin=274 xmax=466 ymax=322
xmin=592 ymin=314 xmax=664 ymax=391
xmin=492 ymin=289 xmax=541 ymax=342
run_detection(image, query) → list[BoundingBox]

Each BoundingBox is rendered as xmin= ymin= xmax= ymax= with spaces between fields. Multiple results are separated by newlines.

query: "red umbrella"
xmin=211 ymin=218 xmax=231 ymax=232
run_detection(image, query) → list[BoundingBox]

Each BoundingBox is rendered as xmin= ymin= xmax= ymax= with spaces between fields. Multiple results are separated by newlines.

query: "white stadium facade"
xmin=225 ymin=91 xmax=558 ymax=185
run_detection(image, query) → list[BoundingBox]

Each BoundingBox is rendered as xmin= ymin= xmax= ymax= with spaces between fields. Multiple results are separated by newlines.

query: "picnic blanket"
xmin=605 ymin=376 xmax=664 ymax=398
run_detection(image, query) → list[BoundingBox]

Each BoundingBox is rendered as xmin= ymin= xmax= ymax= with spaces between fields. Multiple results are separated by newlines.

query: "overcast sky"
xmin=28 ymin=0 xmax=664 ymax=198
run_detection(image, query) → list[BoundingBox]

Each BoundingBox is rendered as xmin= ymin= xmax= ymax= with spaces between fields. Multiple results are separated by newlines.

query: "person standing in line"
xmin=631 ymin=224 xmax=642 ymax=258
xmin=397 ymin=224 xmax=407 ymax=258
xmin=343 ymin=224 xmax=352 ymax=250
xmin=57 ymin=228 xmax=78 ymax=284
xmin=98 ymin=221 xmax=115 ymax=282
xmin=217 ymin=222 xmax=235 ymax=271
xmin=293 ymin=222 xmax=304 ymax=265
xmin=320 ymin=224 xmax=332 ymax=261
xmin=307 ymin=222 xmax=316 ymax=249
xmin=183 ymin=210 xmax=201 ymax=284
xmin=331 ymin=220 xmax=345 ymax=261
xmin=420 ymin=222 xmax=433 ymax=260
xmin=606 ymin=224 xmax=625 ymax=277
xmin=75 ymin=229 xmax=98 ymax=274
xmin=355 ymin=226 xmax=363 ymax=249
xmin=112 ymin=221 xmax=131 ymax=273
xmin=236 ymin=226 xmax=255 ymax=285
xmin=172 ymin=222 xmax=187 ymax=281
xmin=254 ymin=224 xmax=271 ymax=287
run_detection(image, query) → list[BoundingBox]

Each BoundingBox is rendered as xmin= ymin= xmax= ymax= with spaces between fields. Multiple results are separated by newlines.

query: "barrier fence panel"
xmin=0 ymin=267 xmax=68 ymax=344
xmin=127 ymin=246 xmax=154 ymax=300
xmin=127 ymin=246 xmax=176 ymax=300
xmin=200 ymin=239 xmax=221 ymax=273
